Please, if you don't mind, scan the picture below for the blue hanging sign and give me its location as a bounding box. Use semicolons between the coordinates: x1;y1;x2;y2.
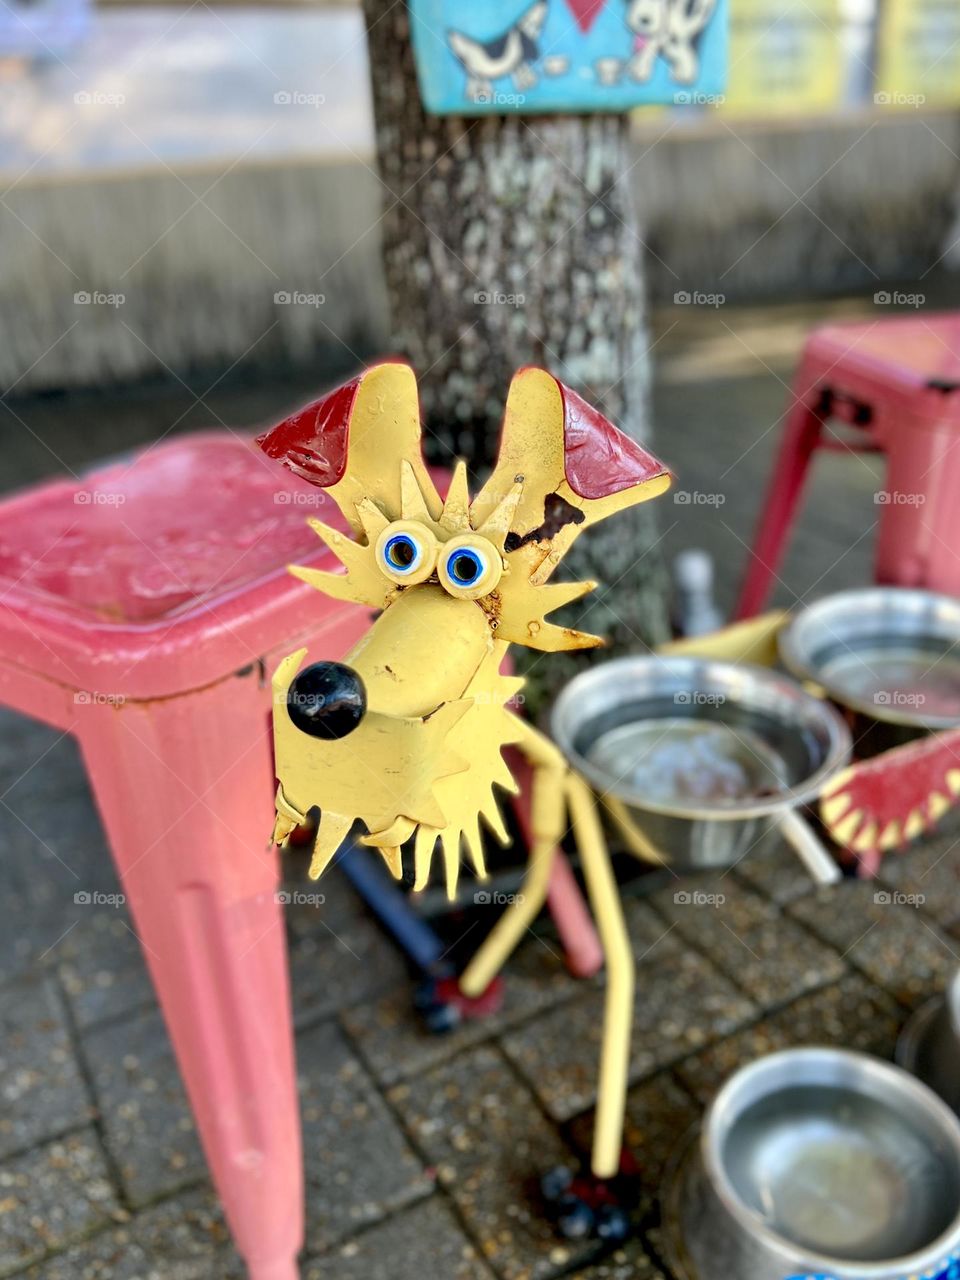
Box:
408;0;728;115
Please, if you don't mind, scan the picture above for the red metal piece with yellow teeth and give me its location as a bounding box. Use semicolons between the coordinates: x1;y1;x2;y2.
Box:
259;361;671;1189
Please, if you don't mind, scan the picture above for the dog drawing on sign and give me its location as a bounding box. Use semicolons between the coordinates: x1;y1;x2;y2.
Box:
447;0;549;102
625;0;716;84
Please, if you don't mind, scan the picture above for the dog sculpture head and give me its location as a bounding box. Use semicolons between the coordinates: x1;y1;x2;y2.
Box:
258;363;671;895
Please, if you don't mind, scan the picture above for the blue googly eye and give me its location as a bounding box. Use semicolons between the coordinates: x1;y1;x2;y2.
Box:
445;547;486;588
438;537;502;598
382;533;423;576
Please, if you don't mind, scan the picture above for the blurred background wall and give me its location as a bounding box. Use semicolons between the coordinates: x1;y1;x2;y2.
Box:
1;0;958;395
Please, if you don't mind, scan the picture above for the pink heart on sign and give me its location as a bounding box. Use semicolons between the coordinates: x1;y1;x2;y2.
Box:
565;0;607;32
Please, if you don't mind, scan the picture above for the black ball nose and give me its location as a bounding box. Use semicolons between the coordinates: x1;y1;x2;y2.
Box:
286;662;367;740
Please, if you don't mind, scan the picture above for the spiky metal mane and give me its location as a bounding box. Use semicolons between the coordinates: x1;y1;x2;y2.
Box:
289;461;602;654
369;649;525;897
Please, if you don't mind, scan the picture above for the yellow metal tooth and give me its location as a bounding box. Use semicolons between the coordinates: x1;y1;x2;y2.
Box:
928;791;952;822
851;820;879;854
463;817;487;879
903;808;927;841
831;808;864;845
440;460;471;532
413;825;440;891
378;846;403;880
308;811;353;880
492;755;521;795
441;833;462;900
878;820;902;851
946;769;960;795
481;795;511;845
821;765;855;800
821;790;854;827
270;783;308;845
270;810;300;847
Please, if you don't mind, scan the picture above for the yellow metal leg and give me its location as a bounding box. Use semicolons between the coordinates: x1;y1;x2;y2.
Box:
566;772;634;1180
460;720;566;998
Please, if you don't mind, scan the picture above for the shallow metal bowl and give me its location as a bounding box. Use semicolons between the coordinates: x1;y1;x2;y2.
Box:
780;587;960;731
898;969;960;1115
550;656;850;871
677;1048;960;1280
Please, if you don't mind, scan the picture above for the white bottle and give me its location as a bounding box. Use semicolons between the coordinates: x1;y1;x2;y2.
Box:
673;548;723;638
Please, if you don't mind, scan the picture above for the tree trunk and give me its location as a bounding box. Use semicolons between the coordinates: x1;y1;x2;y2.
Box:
360;0;671;693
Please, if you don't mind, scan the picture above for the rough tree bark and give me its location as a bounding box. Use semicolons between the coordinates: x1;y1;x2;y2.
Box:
360;0;671;693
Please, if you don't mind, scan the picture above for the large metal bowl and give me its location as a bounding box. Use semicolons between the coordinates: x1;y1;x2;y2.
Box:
675;1048;960;1280
898;969;960;1115
780;587;960;733
550;656;850;873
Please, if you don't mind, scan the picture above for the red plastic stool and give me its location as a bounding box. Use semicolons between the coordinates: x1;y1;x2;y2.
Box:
0;428;602;1277
0;432;374;1280
735;312;960;619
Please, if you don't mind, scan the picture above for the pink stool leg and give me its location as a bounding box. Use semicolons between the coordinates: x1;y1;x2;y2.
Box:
547;853;604;978
733;387;825;621
75;672;302;1280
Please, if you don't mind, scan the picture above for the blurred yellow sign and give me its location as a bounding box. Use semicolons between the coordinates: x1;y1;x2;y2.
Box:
877;0;960;108
722;0;843;116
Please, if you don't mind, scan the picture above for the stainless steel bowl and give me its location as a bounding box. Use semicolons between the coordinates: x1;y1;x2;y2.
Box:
550;656;850;874
780;587;960;734
675;1048;960;1280
898;969;960;1115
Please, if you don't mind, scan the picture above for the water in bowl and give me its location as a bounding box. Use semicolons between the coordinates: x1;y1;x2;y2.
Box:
585;717;789;806
724;1083;957;1261
821;646;960;721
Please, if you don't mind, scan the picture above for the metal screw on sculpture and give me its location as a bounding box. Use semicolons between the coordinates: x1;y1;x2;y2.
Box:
257;361;673;1231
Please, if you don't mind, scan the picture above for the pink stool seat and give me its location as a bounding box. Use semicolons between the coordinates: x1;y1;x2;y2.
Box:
735;312;960;620
0;432;354;695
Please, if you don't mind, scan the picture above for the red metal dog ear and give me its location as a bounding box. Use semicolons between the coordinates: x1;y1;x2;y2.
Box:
471;368;672;582
560;383;668;501
256;362;441;533
257;379;357;489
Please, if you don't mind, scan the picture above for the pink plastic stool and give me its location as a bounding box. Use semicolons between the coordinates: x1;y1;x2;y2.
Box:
0;432;375;1280
735;312;960;619
0;428;602;1276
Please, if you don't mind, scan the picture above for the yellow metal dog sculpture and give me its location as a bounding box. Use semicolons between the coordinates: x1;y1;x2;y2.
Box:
259;362;671;1190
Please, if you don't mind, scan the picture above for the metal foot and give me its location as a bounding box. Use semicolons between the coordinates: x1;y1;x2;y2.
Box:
414;974;504;1034
541;1155;639;1243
